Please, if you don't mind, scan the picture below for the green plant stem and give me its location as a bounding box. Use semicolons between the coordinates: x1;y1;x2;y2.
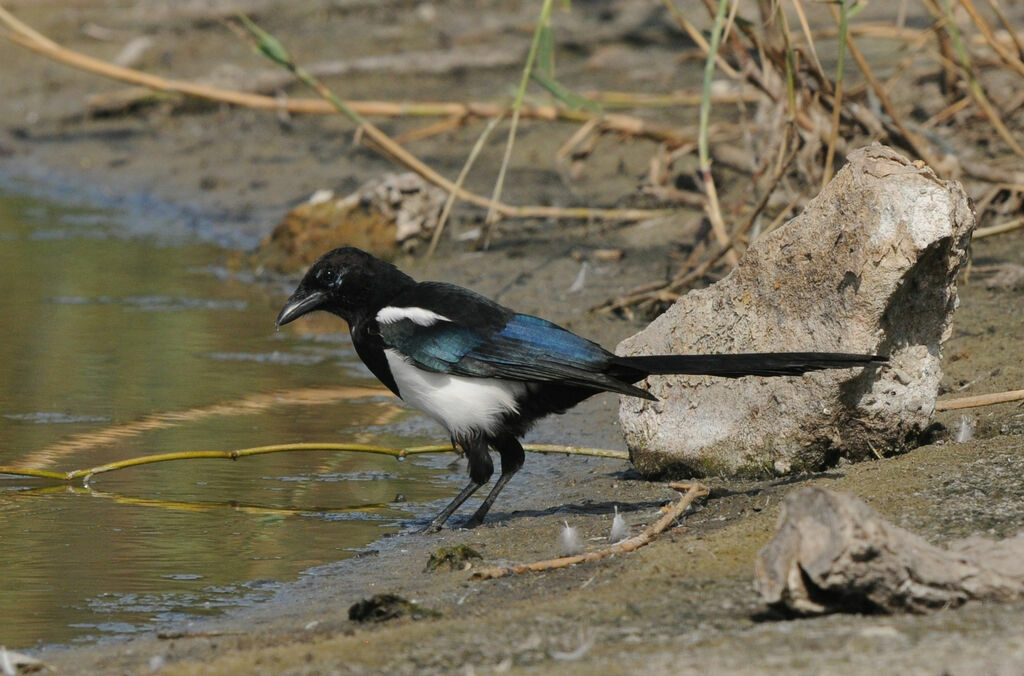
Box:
823;0;850;188
479;0;556;249
939;0;1024;158
696;0;738;268
0;442;629;484
698;0;731;169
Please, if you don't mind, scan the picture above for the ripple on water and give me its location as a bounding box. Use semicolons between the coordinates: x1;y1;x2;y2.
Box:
49;295;247;312
203;351;327;365
270;470;399;483
3;412;110;424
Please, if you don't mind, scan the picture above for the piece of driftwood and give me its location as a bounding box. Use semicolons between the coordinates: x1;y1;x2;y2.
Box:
755;487;1024;614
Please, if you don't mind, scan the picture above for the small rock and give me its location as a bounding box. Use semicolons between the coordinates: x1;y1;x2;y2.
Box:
982;263;1024;290
257;173;446;272
348;593;441;623
424;544;483;572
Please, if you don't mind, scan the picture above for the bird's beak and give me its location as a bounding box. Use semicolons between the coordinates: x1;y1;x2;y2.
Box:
276;289;327;329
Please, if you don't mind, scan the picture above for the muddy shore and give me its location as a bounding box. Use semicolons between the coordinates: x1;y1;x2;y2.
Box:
3;2;1024;673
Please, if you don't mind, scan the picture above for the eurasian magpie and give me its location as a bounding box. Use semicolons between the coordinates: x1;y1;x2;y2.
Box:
276;247;885;532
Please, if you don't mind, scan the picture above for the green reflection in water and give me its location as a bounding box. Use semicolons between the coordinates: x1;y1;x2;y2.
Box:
0;189;453;648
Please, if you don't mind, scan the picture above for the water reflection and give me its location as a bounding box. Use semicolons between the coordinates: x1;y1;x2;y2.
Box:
0;188;454;648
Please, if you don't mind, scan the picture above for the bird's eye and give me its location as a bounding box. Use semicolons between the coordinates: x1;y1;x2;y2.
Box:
316;267;337;285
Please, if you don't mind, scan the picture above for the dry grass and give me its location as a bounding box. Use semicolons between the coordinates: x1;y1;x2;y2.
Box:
594;0;1024;313
2;1;1022;312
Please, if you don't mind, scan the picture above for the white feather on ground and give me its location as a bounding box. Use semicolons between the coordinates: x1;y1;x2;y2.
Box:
609;505;628;543
560;521;583;556
955;414;975;443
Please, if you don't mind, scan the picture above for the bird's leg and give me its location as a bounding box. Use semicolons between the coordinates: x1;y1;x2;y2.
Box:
464;435;524;529
421;480;483;533
421;433;493;533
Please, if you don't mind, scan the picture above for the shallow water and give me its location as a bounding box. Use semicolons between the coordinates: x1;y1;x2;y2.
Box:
0;187;457;649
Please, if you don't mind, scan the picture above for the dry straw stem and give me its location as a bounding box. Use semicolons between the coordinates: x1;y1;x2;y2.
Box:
697;0;740;268
825;2;945;171
471;482;709;580
229;14;671;226
662;0;740;79
928;0;1024;159
480;0;555;249
426;114;506;260
972;216;1024;238
594;135;800;314
983;0;1024;57
0;6;698;146
0;6;670;226
788;0;828;86
822;0;851;189
958;0;1024;79
0;442;629;484
935;389;1024;411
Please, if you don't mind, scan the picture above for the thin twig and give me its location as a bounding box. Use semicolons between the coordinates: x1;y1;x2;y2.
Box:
425;114;506;260
773;1;798;118
393;114;466;144
595;136;798;315
230;14;673;225
958;0;1024;79
935;389;1024;411
470;482;709;580
738;136;800;241
479;0;555;249
973;216;1024;239
921;0;1024;158
698;0;739;268
823;0;851;189
982;0;1024;59
789;0;829;88
826;2;945;171
661;0;740;79
0;8;674;226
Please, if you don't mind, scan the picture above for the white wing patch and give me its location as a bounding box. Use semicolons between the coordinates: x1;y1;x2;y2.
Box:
384;349;525;436
376;306;451;327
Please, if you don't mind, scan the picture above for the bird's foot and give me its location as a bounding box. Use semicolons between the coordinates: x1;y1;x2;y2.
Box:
416;520;445;534
462;514;485;529
463;503;494;529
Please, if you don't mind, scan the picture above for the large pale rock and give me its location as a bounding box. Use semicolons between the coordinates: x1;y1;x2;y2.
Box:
617;145;974;478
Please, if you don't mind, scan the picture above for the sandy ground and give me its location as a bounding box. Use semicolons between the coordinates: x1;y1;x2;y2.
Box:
3;1;1024;673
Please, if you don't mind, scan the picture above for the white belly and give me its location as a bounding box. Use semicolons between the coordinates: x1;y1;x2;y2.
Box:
384;349;525;437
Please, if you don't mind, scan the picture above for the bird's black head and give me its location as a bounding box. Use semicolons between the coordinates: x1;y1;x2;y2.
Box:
275;247;414;328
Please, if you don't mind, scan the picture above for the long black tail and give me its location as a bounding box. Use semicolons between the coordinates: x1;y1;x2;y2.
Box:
613;352;887;379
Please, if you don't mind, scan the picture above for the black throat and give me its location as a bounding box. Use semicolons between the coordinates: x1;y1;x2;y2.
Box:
328;258;417;398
